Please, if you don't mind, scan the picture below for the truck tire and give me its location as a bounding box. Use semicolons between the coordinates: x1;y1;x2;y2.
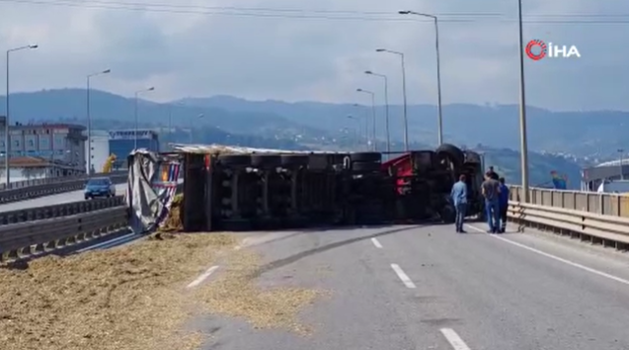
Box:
351;162;381;172
251;154;281;168
350;152;381;163
218;154;251;167
436;144;464;167
281;154;310;167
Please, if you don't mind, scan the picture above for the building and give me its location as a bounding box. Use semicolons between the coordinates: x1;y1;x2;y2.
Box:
84;130;111;174
0;118;87;181
108;129;159;169
581;159;629;191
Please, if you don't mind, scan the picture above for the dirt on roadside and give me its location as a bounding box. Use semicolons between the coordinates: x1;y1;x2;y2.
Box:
0;233;237;350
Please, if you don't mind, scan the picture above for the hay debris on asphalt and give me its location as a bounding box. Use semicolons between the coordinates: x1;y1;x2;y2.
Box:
160;193;184;232
0;233;237;350
195;249;327;335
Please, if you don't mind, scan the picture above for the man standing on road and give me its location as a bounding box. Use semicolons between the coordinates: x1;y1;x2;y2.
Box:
481;171;501;233
498;177;510;233
450;174;468;233
487;166;499;180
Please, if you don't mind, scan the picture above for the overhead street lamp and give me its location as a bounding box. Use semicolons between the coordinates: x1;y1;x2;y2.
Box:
356;88;377;151
352;104;370;150
376;48;409;151
189;113;204;143
515;0;530;202
346;115;363;150
5;44;38;186
86;68;111;174
399;10;444;145
134;87;155;150
365;70;391;153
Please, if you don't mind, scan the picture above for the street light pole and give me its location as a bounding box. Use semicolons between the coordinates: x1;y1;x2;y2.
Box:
189;114;204;143
86;68;110;174
516;0;530;202
376;49;409;151
5;44;38;186
399;11;444;145
134;87;155;150
357;88;377;151
346;115;362;150
353;104;370;151
365;71;390;153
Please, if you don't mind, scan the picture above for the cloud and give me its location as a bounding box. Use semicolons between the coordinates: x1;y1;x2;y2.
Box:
0;0;627;110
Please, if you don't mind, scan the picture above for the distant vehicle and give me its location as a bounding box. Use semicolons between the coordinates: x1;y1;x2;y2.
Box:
596;179;629;194
84;177;116;200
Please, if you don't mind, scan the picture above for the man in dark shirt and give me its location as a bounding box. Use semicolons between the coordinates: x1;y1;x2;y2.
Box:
481;172;501;233
498;177;510;233
487;166;499;180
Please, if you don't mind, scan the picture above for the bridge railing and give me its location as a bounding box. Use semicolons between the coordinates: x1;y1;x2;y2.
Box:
507;185;629;250
508;185;629;217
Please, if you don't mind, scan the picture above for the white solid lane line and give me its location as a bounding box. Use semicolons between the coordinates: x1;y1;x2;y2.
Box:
371;237;383;248
465;224;629;287
440;328;472;350
186;265;219;289
390;263;416;288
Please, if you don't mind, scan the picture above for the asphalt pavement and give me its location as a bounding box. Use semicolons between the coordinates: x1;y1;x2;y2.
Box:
192;222;629;350
0;183;127;212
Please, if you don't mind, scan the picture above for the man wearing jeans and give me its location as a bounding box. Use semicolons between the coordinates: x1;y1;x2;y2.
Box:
450;174;468;233
481;172;501;233
498;177;510;233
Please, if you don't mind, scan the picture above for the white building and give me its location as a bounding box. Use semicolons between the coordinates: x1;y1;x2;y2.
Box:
84;130;111;174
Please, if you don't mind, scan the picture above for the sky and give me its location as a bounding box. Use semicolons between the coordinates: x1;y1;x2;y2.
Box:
0;0;628;111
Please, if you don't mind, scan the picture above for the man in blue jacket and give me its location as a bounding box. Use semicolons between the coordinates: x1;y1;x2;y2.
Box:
498;177;510;233
450;174;468;233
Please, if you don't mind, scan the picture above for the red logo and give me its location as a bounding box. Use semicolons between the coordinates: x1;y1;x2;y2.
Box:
525;39;547;60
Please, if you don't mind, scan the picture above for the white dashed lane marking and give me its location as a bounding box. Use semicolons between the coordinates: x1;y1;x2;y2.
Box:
390;263;416;288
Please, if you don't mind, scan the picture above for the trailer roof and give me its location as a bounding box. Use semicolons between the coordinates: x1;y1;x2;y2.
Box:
169;143;347;155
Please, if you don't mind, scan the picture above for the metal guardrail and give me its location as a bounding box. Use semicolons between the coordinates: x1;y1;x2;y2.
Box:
0;207;128;262
0;172;127;205
0;171;127;191
0;196;123;225
508;185;629;250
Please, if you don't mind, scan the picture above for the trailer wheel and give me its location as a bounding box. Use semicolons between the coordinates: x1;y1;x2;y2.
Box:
218;154;251;167
350;152;381;163
351;161;381;172
436;143;464;167
281;154;310;167
251;154;281;168
440;204;456;224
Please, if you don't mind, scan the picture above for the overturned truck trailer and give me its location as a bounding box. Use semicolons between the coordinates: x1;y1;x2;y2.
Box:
173;143;484;232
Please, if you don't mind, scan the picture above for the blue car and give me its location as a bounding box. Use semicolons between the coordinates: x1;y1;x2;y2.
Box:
84;177;116;200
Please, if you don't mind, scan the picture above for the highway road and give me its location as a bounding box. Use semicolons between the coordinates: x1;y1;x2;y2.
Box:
194;223;629;350
0;183;128;212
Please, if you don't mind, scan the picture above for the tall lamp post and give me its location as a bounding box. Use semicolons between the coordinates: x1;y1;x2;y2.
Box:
352;104;370;150
365;70;390;153
356;88;377;151
134;87;155;150
515;0;530;202
189;114;204;143
5;44;38;186
346;115;363;150
376;48;409;151
86;68;110;174
399;10;444;145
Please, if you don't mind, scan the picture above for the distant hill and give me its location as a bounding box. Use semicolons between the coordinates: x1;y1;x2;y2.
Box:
179;95;628;160
0;89;587;187
0;89;326;139
477;147;583;189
